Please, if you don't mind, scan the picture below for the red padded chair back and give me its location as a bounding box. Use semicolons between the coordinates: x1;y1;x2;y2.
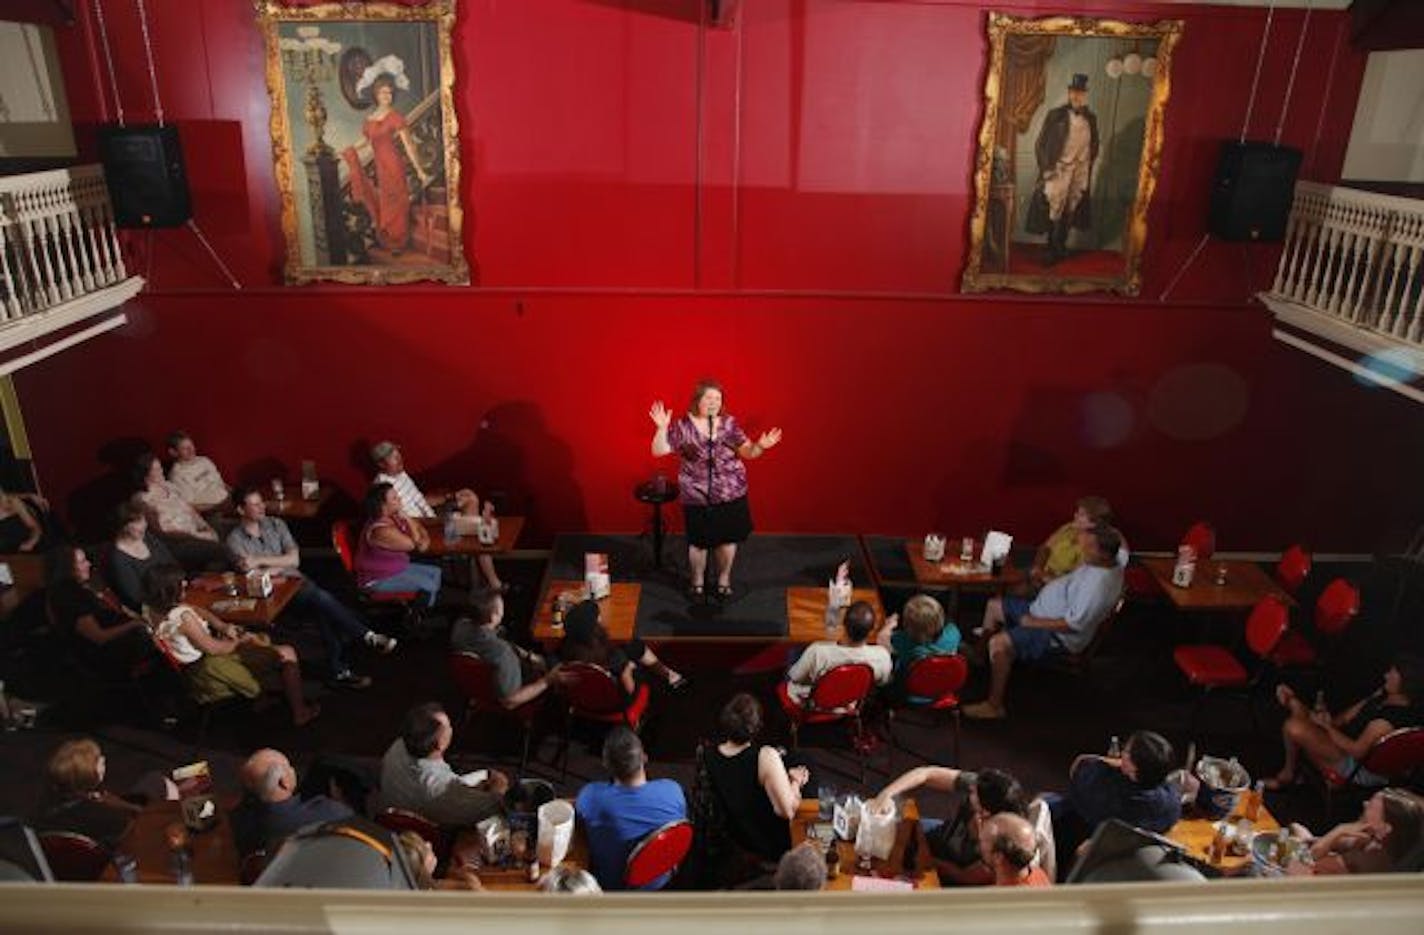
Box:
1244;595;1291;658
375;807;446;857
902;654;969;705
1360;727;1424;781
1181;522;1216;560
449;652;502;711
1314;578;1361;637
624;819;694;888
1275;545;1312;594
562;662;629;717
37;830;110;881
807;663;875;715
331;520;358;575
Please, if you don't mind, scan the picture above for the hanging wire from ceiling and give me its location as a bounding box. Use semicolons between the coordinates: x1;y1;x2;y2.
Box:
133;0;165;126
90;0;124;126
1274;0;1314;146
1239;0;1276;144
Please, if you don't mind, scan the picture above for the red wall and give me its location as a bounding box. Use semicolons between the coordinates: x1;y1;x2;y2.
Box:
13;0;1423;551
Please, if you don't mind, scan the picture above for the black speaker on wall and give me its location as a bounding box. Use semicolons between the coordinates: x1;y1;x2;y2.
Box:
1208;140;1301;243
97;123;192;229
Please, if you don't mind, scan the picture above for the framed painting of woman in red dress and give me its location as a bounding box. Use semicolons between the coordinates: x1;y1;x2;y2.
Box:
257;1;467;284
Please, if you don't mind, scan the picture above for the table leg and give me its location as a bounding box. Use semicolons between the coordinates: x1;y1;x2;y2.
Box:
651;503;665;571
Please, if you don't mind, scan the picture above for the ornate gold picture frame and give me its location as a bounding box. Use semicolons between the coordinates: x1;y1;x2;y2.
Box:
962;13;1182;296
255;1;467;285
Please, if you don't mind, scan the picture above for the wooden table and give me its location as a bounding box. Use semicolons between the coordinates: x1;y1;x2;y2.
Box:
418;515;524;557
785;587;885;644
1139;558;1293;613
264;484;333;521
450;807;590;892
902;541;1024;613
532;580;642;645
102;801;241;885
792;798;939;891
1167;801;1280;877
184;573;302;626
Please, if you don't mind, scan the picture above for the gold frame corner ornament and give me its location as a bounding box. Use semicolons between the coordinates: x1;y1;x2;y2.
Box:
961;13;1183;297
255;0;468;285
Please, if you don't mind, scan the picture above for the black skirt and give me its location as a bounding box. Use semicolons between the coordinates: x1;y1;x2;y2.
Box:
683;495;753;549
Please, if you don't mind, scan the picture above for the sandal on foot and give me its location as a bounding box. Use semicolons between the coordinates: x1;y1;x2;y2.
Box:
715;584;734;601
688;584;706;603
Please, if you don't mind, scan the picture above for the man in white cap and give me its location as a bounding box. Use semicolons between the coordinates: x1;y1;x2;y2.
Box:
370;440;505;591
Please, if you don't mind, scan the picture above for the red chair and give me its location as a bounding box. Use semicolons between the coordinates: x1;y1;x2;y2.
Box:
777;662;877;783
449;651;542;773
1269;577;1360;670
1181;522;1216;561
886;654;968;767
624;819;694;889
375;807;448;864
1314;727;1424;818
558;661;651;780
1275;545;1312;594
1172;594;1290;734
331;520;424;628
36;831;111;881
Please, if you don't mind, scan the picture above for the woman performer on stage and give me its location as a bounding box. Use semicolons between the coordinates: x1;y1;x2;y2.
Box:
650;379;781;602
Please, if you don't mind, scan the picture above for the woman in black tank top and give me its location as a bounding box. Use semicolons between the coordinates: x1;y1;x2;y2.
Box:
1267;655;1424;789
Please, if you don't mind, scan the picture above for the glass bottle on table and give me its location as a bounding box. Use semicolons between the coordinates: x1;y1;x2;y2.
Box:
443;502;460;545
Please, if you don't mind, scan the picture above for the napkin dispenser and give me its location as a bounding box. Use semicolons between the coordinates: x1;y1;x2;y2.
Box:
245;570;274;598
923;534;946;563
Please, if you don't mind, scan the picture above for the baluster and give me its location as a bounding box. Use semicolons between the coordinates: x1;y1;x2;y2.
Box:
41;214;71;303
0;226;18;319
56;189;90;295
81;204;108;287
1292;218;1321;303
51;201;79;302
103;201;127;280
16;194;49;312
1273;206;1300;295
1326;215;1356;317
83;203;112;286
1401;244;1423;343
1307;221;1338;310
1347;226;1378;326
68;203;96;293
1379;237;1407;333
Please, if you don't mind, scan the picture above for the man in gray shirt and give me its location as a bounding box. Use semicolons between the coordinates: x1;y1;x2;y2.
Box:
379;701;508;827
450;590;564;708
226;485;396;689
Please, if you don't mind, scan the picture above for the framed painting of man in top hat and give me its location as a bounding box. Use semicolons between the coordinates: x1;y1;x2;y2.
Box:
962;14;1182;296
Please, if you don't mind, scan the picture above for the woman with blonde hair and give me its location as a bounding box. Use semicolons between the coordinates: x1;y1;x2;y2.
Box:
394;831;481;890
33;738;144;849
877;593;961;695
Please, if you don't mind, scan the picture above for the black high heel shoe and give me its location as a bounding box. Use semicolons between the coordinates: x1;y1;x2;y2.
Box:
688;583;706;603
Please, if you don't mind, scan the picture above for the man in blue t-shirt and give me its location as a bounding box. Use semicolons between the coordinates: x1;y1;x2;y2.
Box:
965;524;1124;720
575;727;687;890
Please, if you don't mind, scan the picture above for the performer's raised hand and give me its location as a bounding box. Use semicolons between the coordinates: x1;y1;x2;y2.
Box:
757;427;783;450
649;400;671;429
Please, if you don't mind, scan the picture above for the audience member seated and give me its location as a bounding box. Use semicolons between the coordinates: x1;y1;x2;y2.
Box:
772;842;827;890
872;765;1031;885
378;701;507;827
355;482;442;608
105;500;178;611
576;726;687;891
395;830;482;890
875;594;961;696
1267;655;1424;790
697;693;810;870
227;484;396;690
231;748;353;857
540;865;603;893
32;738;161;849
1049;730;1179;867
371;440;504;592
965;524;1124;721
45;544;172;686
980;812;1052;887
560;599;684;694
785;600;891;704
133;453;230;573
450;589;564;707
145;563;320;727
0;486;53;553
1029;495;1118;589
165;431;230;512
1285;788;1424;875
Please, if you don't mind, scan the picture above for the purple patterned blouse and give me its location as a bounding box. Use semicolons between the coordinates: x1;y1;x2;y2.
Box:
666;414;749;506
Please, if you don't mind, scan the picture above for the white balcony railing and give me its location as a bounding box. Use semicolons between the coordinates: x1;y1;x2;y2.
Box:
0;165;142;365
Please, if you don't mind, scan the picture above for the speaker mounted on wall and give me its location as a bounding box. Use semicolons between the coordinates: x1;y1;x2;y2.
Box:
1207;140;1302;243
97;123;193;229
